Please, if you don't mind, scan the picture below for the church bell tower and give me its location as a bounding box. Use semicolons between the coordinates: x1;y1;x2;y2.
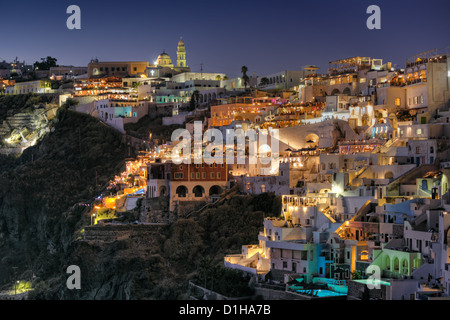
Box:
176;37;187;68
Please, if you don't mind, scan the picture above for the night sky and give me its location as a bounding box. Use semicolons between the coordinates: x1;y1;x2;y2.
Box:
2;0;449;77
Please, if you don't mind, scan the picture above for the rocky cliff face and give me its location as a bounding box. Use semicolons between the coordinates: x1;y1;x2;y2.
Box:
0;107;129;296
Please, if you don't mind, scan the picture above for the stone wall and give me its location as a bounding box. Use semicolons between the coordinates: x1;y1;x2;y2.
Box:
254;285;346;300
83;224;168;242
347;280;387;300
355;261;370;273
188;281;254;301
140;196;172;223
177;201;208;218
393;224;404;237
148;104;173;119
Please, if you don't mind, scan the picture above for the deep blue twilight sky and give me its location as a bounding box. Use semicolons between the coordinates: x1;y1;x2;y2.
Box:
1;0;449;78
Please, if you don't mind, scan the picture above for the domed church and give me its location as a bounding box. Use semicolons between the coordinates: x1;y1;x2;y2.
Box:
150;37;190;77
156;50;173;68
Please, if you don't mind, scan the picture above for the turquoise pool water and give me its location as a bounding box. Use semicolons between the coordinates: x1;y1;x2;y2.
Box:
354;279;391;286
296;289;346;297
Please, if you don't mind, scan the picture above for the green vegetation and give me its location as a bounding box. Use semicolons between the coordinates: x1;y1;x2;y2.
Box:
260;77;269;86
193;257;254;297
351;271;363;280
124;114;183;143
157;192;281;298
61;97;78;109
396;109;415;122
95;208;118;222
33;56;57;71
187;90;200;111
0;93;55;119
0;107;128;290
241;65;250;90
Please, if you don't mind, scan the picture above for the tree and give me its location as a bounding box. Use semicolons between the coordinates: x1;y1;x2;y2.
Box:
351;271;362;280
189;90;200;111
132;82;142;89
62;98;78;110
260;77;269;86
34;56;58;71
241;66;250;90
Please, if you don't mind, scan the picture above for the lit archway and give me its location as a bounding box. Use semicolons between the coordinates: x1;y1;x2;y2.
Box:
413;258;422;269
331;89;340;95
305;133;319;148
401;259;409;274
384;255;391;270
393;256;400;272
385;171;394;180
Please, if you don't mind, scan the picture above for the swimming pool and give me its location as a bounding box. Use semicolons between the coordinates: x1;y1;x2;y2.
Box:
353;279;391;287
296;289;347;297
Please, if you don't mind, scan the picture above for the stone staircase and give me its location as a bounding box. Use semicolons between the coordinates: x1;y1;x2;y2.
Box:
0;112;39;137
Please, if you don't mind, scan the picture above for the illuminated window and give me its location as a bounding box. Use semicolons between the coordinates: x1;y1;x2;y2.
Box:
416;128;422;135
395;98;401;106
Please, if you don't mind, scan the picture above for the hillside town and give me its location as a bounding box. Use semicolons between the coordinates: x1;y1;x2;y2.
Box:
2;40;450;300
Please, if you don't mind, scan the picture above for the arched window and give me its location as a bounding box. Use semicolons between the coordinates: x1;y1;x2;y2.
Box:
193;185;205;198
393;256;400;272
209;185;222;196
384;255;391;270
176;185;188;198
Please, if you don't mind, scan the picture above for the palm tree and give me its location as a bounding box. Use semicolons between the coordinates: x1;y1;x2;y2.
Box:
241;65;249;90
